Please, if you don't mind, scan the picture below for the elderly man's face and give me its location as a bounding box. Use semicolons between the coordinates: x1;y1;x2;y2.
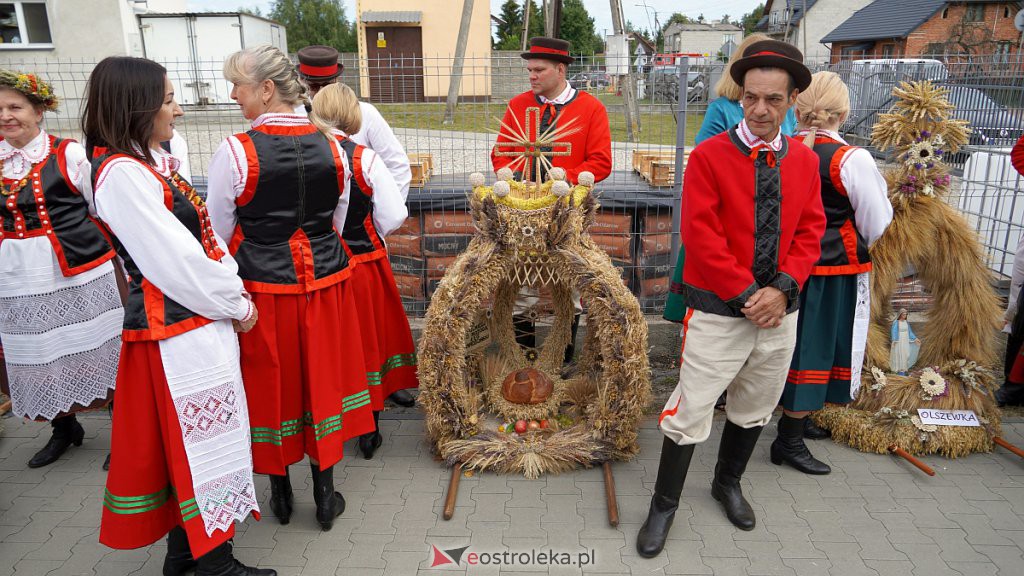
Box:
527;59;565;99
741;68;798;141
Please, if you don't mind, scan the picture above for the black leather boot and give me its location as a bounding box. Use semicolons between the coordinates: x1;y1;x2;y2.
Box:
268;468;293;525
162;526;196;576
636;436;695;558
803;416;831;439
387;389;416;407
563;313;581;364
770;415;831;475
358;411;383;459
711;421;762;530
513;314;536;349
29;415;85;468
996;382;1024;407
310;463;345;530
195;541;276;576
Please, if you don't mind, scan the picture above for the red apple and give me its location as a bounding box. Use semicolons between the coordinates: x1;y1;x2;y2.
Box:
539;419;549;429
527;420;541;431
514;419;528;434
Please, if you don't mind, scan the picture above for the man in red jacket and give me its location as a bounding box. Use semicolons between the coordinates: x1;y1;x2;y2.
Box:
490;37;611;184
636;40;826;558
491;37;612;360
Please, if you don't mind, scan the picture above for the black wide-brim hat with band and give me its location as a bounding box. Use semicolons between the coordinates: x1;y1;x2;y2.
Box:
729;40;812;93
521;37;573;64
297;45;343;83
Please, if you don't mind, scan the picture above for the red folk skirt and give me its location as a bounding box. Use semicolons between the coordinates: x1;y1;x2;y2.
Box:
100;340;248;559
349;255;418;411
239;280;375;475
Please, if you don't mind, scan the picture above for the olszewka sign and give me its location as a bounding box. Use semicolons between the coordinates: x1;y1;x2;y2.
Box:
917;409;981;427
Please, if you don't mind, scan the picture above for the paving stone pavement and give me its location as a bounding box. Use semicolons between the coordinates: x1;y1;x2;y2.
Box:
1;411;1022;576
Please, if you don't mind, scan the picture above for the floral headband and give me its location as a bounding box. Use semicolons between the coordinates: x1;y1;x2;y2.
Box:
0;69;58;111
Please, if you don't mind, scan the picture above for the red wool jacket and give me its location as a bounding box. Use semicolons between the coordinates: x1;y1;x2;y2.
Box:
681;130;826;314
490;90;612;184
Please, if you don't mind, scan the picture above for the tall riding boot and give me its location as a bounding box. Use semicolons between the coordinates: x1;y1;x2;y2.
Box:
29;414;85;468
563;313;581;364
195;540;276;576
513;314;536;349
162;526;197;576
770;415;831;475
636;436;696;558
358;411;383;459
268;468;294;525
310;463;345;530
711;421;762;530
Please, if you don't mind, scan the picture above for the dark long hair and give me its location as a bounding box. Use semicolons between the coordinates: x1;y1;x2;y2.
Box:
81;57;166;164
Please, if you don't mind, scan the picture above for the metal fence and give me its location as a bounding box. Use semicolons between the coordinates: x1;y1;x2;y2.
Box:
5;50;1024;316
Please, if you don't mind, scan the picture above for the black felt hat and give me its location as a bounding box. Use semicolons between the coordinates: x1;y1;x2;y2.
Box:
729;40;811;93
297;45;342;82
521;37;573;64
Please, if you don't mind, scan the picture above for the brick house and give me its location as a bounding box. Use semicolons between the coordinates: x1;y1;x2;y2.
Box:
822;0;1022;62
755;0;875;61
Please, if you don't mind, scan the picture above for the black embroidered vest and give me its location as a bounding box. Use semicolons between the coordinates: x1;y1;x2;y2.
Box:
229;125;350;293
335;137;386;258
92;153;222;341
1;136;115;275
811;139;872;274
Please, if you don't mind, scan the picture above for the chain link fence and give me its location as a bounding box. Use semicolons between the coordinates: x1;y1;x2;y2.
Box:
5;50;1023;316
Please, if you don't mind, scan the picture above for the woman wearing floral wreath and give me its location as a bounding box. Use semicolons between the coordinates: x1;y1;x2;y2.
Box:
0;69;122;468
207;45;375;530
84;56;272;576
310;82;418;460
772;72;893;475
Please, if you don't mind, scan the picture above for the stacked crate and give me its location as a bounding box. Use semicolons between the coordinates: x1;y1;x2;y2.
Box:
388;214;427;314
423;211;475;298
588;210;634;290
635;214;674;311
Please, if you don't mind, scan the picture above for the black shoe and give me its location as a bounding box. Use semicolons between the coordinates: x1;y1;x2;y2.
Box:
163;526;196;576
268;469;293;525
196;541;276;576
388;389;416;407
714;392;727;410
770;415;831;475
310;463;345;530
636;436;696;558
28;415;84;468
359;432;383;460
103;453;111;471
803;417;831;440
996;383;1024;407
710;421;762;530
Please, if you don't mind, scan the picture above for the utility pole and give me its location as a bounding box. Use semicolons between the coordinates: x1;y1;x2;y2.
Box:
550;0;562;36
443;0;475;125
522;0;531;51
543;0;552;36
801;0;808;57
610;0;639;141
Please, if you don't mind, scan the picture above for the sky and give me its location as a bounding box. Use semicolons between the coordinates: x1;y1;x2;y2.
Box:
186;1;766;39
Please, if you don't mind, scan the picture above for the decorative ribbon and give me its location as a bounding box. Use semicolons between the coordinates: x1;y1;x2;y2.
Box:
749;144;777;168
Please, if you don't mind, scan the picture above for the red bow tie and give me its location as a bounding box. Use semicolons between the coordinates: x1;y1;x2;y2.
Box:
749;144;777;168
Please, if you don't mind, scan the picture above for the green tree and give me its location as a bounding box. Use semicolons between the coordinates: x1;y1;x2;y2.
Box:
741;3;766;36
661;12;693;32
559;0;601;54
269;0;356;53
493;0;522;49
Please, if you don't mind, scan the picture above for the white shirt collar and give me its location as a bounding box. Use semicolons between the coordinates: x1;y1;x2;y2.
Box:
795;127;847;145
132;142;180;178
252;111;311;128
737;119;783;151
539;82;575;105
0;129;50;178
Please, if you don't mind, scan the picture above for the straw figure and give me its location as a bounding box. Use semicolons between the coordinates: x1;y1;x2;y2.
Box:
815;81;1003;457
417;168;651;479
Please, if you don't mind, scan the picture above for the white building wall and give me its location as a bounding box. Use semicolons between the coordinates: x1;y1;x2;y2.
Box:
2;0;134;60
675;30;742;58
